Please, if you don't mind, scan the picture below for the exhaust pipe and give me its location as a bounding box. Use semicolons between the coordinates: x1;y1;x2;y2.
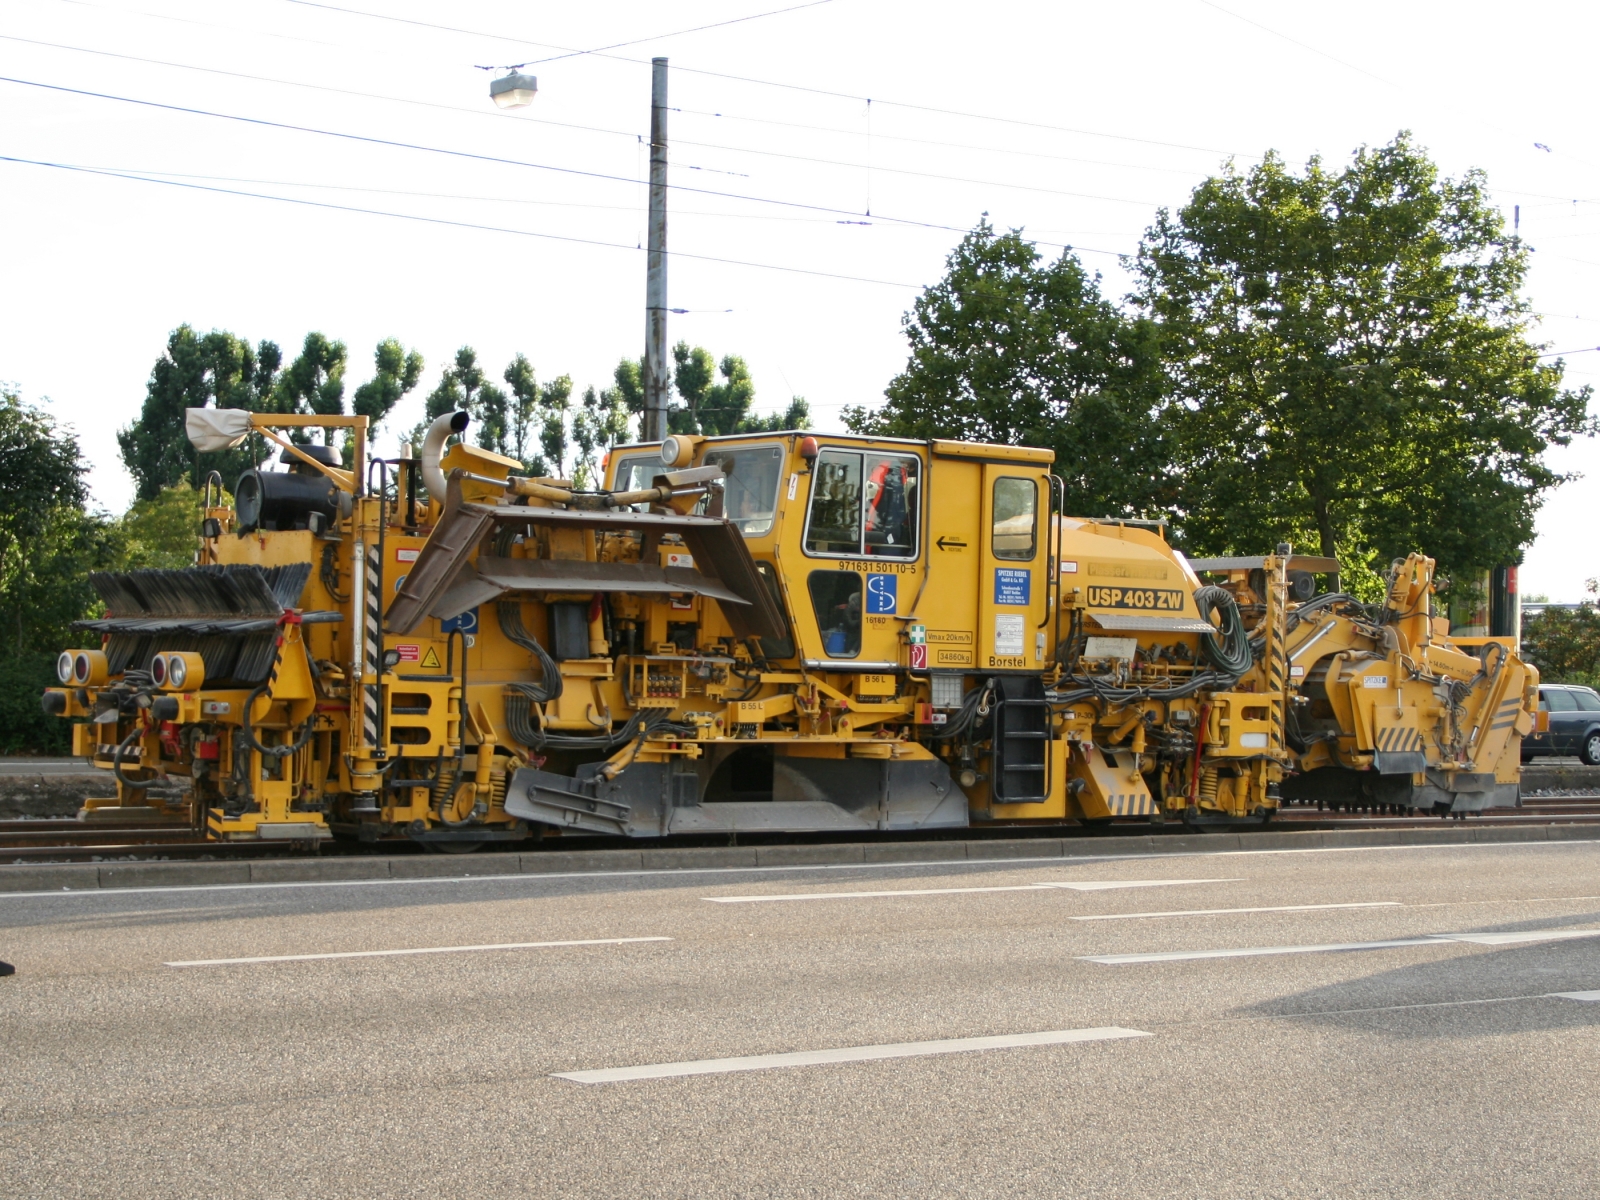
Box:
421;410;470;498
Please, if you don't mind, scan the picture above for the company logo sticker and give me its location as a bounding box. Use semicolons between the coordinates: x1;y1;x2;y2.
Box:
866;573;898;613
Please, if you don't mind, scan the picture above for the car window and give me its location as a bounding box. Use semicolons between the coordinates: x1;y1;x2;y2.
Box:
1543;690;1577;712
1574;691;1600;712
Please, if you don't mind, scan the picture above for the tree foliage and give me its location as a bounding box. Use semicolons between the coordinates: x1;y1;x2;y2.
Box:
270;332;348;439
846;222;1167;517
118;325;282;500
351;338;424;430
596;344;805;439
1134;132;1593;577
115;481;208;571
1521;603;1600;688
0;388;122;752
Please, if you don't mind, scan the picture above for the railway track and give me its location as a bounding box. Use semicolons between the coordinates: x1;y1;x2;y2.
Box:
5;794;1600;864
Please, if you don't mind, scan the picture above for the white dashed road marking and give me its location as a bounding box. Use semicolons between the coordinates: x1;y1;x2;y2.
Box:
1071;901;1401;921
164;936;672;967
552;1026;1151;1084
705;879;1241;904
1082;928;1600;964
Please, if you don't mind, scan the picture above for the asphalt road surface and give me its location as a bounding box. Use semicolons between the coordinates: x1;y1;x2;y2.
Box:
2;839;1598;1199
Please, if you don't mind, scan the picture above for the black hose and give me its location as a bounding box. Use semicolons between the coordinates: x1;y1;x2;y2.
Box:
498;599;563;703
113;726;155;790
927;683;992;740
240;685;316;760
1048;668;1239;708
1193;586;1252;676
504;690;694;752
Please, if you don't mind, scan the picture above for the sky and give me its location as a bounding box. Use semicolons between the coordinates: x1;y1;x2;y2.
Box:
2;0;1598;599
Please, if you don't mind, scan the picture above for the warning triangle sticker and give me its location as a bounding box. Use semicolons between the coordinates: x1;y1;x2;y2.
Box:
420;646;441;669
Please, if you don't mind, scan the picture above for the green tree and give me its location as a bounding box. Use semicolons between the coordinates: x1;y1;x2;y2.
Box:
0;388;120;752
118;325;281;499
740;396;812;433
538;375;574;478
609;356;648;428
663;343;802;436
846;221;1168;517
410;346;506;457
572;385;635;487
503;353;542;469
1521;604;1600;688
271;332;348;443
1134;132;1594;580
115;482;209;570
351;339;424;431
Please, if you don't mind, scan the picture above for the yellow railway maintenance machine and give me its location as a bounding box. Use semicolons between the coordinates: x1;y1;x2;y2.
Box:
47;412;1459;846
1192;553;1540;814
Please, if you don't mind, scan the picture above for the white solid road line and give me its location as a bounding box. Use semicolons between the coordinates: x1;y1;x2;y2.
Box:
704;878;1240;904
1082;927;1600;964
552;1026;1151;1084
1071;901;1402;921
1554;990;1600;1001
163;936;672;968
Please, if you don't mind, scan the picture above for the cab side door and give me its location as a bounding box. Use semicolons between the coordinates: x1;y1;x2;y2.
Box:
977;465;1050;672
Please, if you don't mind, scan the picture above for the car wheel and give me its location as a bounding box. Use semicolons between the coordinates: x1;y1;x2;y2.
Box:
1582;732;1600;767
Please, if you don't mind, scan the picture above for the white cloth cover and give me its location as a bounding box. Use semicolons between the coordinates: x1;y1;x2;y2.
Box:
185;407;255;452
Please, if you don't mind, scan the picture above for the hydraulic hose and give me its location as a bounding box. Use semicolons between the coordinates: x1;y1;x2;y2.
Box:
113;726;155;790
1193;585;1253;676
241;685;316;760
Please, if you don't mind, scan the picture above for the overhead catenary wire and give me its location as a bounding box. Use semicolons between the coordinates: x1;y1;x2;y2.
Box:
0;154;923;288
511;0;838;66
0;41;1173;216
0;75;1134;257
673;105;1228;177
0;32;1229;191
272;0;1249;159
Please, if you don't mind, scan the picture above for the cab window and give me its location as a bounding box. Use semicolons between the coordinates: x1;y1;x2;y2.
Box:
991;477;1037;560
699;444;784;535
609;453;661;510
803;448;918;558
808;570;861;658
1575;690;1600;712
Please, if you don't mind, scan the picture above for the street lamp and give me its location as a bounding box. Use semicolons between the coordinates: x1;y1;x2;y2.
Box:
489;70;538;109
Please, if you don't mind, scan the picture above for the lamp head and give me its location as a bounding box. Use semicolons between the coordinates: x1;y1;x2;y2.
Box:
490;72;538;109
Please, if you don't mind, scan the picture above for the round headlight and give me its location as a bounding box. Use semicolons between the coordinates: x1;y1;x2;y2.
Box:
150;654;168;687
56;651;74;684
660;434;695;468
160;652;204;691
71;651;108;687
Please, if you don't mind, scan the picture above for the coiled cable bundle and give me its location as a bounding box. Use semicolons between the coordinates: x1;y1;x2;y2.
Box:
1193;585;1252;677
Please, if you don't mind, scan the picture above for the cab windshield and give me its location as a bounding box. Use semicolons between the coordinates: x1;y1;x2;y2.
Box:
610;446;785;537
699;443;784;535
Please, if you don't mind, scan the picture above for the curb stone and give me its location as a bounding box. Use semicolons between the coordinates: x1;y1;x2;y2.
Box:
0;825;1596;893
